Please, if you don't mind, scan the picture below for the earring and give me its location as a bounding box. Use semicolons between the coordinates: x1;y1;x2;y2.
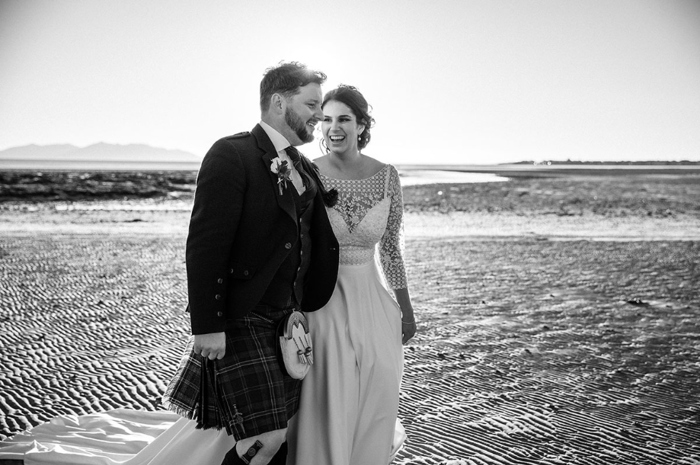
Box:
319;137;330;153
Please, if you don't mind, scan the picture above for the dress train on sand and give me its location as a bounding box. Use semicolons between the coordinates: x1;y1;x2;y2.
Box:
0;409;233;465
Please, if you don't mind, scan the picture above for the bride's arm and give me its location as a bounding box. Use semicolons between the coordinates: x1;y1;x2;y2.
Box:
394;288;416;344
379;165;416;343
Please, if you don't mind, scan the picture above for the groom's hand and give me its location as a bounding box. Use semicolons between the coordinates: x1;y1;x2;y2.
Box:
194;332;226;360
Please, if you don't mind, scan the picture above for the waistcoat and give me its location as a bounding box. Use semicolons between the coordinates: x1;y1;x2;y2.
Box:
260;177;317;308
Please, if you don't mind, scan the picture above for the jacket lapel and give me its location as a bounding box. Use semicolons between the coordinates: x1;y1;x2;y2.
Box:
252;124;296;223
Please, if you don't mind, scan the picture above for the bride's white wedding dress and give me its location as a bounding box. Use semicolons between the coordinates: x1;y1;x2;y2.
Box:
288;164;408;465
0;409;232;464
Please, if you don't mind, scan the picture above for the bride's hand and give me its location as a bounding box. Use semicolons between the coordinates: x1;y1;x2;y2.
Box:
194;332;226;360
401;320;416;344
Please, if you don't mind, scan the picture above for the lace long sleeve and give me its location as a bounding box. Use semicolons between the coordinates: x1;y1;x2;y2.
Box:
379;165;408;289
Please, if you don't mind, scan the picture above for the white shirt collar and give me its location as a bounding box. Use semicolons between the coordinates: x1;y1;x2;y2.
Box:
259;121;291;154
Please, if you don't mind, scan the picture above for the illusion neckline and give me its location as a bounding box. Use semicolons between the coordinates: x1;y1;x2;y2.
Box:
319;164;389;182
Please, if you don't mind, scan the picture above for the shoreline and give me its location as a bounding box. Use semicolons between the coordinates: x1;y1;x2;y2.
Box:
2;161;699;171
2;173;699;241
3;167;700;202
1;211;699;241
397;163;700;177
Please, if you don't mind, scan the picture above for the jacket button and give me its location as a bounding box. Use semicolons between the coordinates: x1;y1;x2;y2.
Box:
243;270;249;276
217;311;223;317
217;278;223;284
215;294;222;300
285;242;292;249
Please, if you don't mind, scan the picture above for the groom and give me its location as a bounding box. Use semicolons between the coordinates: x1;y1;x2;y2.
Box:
164;62;339;465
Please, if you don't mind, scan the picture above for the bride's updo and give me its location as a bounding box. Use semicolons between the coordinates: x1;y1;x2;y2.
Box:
322;85;375;150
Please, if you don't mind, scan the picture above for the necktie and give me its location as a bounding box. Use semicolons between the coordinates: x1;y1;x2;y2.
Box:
286;146;338;207
284;146;302;170
285;146;309;190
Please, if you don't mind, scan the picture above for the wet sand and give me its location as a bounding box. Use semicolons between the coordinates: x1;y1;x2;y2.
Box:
1;173;699;464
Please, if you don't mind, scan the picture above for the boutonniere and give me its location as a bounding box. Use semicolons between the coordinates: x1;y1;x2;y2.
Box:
270;157;292;195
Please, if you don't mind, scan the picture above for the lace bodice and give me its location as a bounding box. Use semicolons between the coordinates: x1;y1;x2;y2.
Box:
320;164;407;290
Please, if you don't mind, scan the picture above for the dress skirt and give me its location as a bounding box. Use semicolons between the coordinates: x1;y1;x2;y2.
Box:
288;259;404;465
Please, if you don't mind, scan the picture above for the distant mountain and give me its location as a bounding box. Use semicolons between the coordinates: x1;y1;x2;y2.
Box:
0;143;200;162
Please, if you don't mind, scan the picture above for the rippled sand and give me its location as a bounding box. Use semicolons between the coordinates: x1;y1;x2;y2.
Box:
1;175;699;464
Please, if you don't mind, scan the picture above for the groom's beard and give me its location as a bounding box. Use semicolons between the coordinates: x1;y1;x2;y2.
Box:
285;107;315;144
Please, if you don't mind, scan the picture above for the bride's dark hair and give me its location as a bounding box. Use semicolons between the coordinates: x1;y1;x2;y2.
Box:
321;85;375;150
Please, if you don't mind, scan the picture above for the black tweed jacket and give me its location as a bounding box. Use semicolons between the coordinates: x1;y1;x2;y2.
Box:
185;124;339;335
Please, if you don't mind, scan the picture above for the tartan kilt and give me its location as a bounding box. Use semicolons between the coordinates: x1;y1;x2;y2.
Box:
162;305;301;440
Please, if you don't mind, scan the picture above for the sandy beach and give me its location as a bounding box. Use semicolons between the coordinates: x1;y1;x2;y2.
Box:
1;171;699;464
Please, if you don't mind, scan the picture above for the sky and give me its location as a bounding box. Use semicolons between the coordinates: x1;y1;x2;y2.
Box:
1;0;699;165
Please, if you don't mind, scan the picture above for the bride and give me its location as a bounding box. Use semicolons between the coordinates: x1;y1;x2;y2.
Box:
286;84;416;465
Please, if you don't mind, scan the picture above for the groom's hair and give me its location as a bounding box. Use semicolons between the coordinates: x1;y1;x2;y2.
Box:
260;62;326;111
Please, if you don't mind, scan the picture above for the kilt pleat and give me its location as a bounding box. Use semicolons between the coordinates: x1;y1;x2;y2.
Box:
162;306;301;440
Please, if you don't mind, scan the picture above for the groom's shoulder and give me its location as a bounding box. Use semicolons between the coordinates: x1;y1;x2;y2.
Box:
212;131;256;152
206;129;264;162
230;131;251;140
221;131;253;143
